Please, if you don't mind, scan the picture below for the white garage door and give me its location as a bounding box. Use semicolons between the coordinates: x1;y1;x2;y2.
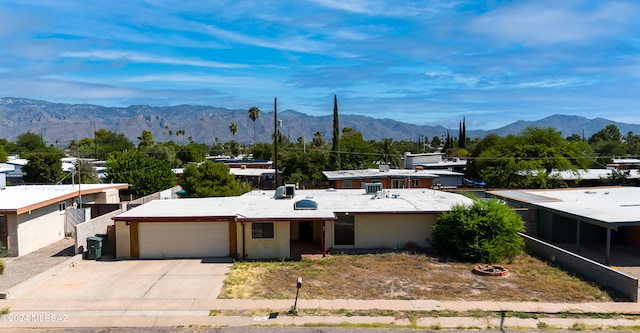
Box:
139;222;229;259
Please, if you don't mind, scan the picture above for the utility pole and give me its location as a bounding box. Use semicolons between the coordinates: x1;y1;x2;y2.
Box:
273;97;279;188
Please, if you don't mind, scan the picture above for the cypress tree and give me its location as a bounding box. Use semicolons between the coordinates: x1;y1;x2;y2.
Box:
329;95;340;170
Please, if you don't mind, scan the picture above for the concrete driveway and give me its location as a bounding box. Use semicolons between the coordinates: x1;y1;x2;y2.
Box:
9;259;231;300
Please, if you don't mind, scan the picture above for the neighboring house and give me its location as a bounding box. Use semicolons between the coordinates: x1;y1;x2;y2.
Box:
322;166;439;190
403;152;467;173
489;186;640;265
0;183;128;256
518;169;640;187
5;155;27;184
112;186;473;260
228;167;277;190
173;166;279;190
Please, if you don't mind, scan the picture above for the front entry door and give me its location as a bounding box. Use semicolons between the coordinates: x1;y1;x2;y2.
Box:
299;222;314;240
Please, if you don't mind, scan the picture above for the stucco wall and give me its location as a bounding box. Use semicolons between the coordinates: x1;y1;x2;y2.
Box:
522;233;638;302
75;209;123;254
242;221;290;259
91;188;120;204
115;221;131;259
6;214;18;256
16;204;65;256
355;214;436;249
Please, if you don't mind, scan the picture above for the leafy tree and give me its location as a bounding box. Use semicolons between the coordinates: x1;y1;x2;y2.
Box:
176;142;207;164
281;149;328;185
566;134;582;142
180;161;249;197
431;198;525;263
16;131;46;153
339;128;376;170
624;131;640;155
145;143;182;167
0;138;17;155
588;124;621;144
72;159;100;184
431;135;442;148
0;145;7;164
311;131;325;148
104;150;176;196
475;127;592;188
250;143;273;160
248;106;260;145
77;129;134;159
137;130;155;150
22;149;64;184
376;138;401;168
588;124;626;157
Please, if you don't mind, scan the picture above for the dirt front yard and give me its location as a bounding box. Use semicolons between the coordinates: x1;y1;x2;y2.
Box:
220;252;618;302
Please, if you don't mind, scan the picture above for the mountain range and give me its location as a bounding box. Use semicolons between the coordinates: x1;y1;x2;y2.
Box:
1;97;639;146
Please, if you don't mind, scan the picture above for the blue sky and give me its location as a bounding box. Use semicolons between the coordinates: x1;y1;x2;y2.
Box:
1;1;640;130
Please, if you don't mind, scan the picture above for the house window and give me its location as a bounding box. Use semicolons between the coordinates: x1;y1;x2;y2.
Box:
411;179;420;187
392;179;406;188
343;180;353;189
58;202;66;212
334;214;354;246
252;222;274;239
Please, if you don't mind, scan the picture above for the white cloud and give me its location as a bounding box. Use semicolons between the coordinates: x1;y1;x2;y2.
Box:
60;51;248;69
468;1;639;46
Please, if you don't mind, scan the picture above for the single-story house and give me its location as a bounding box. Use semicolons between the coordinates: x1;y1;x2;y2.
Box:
403;152;467;173
322;167;438;190
0;183;128;256
112;186;473;260
489;186;640;265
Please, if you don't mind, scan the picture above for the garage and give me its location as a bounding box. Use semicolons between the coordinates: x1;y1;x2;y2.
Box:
138;222;230;259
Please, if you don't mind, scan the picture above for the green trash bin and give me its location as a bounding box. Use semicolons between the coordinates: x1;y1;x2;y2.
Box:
86;236;102;260
95;233;108;256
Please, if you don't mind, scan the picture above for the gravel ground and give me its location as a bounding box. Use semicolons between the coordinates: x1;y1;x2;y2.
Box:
0;238;76;291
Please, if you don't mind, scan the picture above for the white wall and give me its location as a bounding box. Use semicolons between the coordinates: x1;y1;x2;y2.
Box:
16;204;65;256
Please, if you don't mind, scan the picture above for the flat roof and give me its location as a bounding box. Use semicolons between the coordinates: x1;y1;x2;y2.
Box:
113;188;474;222
323;169;439;180
490;187;640;224
0;183;128;214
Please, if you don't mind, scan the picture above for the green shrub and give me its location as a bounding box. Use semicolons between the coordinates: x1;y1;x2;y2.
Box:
431;198;525;263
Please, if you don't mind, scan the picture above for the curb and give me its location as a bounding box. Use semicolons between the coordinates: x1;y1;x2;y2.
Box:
1;254;83;299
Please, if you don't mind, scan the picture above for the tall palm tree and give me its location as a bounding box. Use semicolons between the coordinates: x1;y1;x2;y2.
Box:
229;122;238;141
248;106;260;145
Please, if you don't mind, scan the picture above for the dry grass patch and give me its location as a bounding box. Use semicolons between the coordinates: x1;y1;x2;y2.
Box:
219;252;615;302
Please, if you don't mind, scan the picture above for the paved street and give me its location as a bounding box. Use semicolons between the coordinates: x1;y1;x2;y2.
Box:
3;250;640;330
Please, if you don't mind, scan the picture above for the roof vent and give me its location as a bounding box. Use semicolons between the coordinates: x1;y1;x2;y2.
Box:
275;184;296;199
365;182;383;194
378;165;390;172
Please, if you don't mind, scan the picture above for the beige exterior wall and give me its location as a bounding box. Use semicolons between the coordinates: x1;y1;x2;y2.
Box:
16;204;66;256
6;214;18;256
93;189;120;204
115;221;131;259
355;214;436;249
242;221;290;259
